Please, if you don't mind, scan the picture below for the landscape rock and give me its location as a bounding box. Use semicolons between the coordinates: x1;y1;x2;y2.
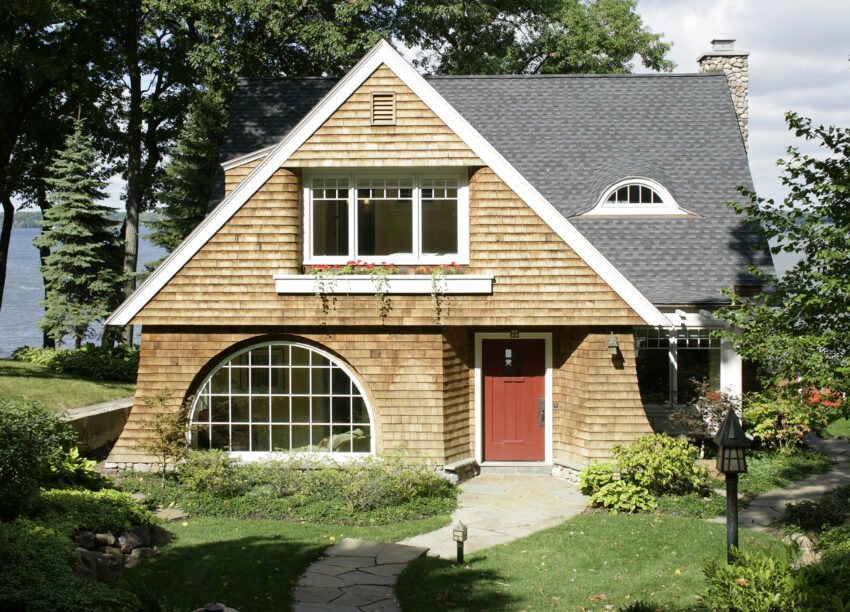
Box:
131;546;158;559
123;554;142;570
75;547;98;580
132;524;152;547
94;532;116;547
76;531;97;550
118;531;143;553
92;550;123;582
98;545;123;564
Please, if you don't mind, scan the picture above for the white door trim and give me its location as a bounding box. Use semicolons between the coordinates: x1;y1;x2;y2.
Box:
474;332;553;465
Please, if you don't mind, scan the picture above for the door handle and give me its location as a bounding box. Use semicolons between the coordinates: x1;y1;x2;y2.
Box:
538;398;545;427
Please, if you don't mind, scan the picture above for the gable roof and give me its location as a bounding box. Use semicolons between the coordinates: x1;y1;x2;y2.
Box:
108;40;765;326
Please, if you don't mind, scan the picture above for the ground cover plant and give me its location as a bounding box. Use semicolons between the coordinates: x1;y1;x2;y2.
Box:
115;515;449;612
396;513;782;611
822;417;850;439
0;359;135;412
737;447;834;497
12;343;140;383
123;448;458;526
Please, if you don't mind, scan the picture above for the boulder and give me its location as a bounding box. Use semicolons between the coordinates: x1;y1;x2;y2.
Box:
98;545;124;564
131;546;158;559
118;531;143;553
75;547;98;580
93;550;123;582
95;532;116;547
132;524;152;547
76;531;97;550
123;554;142;570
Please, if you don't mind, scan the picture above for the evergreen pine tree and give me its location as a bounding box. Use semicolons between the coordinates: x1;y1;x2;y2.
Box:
34;118;125;347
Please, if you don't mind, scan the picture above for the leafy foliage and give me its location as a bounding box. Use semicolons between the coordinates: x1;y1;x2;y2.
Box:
612;433;710;496
588;480;656;515
744;391;828;454
135;391;195;486
702;546;800;612
0;399;77;518
125;448;458;525
716;113;850;404
12;343;140;382
398;0;672;75
578;461;616;495
32;117;125;346
670;379;738;443
30;487;154;534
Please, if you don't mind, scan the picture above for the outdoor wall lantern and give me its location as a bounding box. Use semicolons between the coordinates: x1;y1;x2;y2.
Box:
510;328;519;338
714;407;750;564
607;332;620;356
453;521;468;563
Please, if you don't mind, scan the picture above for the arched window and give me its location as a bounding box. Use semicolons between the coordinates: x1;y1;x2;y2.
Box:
580;178;691;217
189;341;374;455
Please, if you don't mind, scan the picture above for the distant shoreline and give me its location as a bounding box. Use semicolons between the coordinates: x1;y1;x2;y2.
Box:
1;210;162;229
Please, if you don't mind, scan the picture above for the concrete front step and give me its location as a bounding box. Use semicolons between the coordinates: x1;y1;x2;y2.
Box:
478;465;553;475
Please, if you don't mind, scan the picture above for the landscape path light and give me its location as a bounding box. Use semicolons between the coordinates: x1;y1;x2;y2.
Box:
714;406;750;564
453;521;468;563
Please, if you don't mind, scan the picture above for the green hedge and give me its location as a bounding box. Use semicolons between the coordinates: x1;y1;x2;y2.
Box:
12;343;140;382
31;488;155;534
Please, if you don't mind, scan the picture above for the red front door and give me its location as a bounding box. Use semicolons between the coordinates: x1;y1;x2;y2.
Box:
483;339;545;461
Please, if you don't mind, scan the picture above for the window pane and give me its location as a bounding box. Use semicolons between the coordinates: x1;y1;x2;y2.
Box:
331;427;353;452
211;397;229;422
271;396;289;422
422;198;458;254
641;186;652;203
312;368;331;395
231;368;250;394
358;198;412;256
270;368;288;393
195;396;209;422
312;397;331;423
231;425;249;451
313;425;331;452
352;396;367;423
291;368;309;394
271;425;291;451
292;346;310;366
353;426;371;452
250;347;269;366
313;199;348;256
677;347;721;404
210;425;229;449
251;368;269;394
292;425;310;451
270;346;288;366
231;352;249;367
231;397;249;423
292;397;310;422
333;397;351;423
251;396;270;423
332;367;351;395
211;368;229;394
636;343;670;404
252;426;270;452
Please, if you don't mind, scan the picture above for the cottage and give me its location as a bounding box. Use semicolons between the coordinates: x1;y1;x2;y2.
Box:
105;39;771;477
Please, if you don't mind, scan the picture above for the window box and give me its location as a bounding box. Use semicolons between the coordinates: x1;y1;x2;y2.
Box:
274;274;494;295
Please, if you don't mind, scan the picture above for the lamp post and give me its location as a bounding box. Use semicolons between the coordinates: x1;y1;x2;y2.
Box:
714;407;750;564
453;521;468;563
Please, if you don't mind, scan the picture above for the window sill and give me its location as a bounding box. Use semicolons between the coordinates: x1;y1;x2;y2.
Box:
274;274;494;295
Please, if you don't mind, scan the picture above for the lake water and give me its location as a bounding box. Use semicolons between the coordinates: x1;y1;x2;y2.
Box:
0;227;167;357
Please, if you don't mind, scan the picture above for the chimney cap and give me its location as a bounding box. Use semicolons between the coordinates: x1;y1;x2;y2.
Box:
711;39;736;51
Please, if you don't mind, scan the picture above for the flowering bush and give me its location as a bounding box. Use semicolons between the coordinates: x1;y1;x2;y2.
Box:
743;391;827;454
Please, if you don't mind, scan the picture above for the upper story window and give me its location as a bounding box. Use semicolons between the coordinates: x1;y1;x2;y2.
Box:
579;177;693;217
305;172;469;265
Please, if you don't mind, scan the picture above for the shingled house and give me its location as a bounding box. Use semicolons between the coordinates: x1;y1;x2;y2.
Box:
105;39;771;476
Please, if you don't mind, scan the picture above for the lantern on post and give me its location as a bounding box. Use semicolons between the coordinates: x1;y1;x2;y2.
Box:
607;332;620;356
453;521;468;563
714;407;750;564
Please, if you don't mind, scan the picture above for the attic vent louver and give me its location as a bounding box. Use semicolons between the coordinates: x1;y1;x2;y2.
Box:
371;92;396;125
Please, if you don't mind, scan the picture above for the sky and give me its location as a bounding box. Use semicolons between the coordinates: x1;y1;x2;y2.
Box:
634;0;850;204
92;1;850;210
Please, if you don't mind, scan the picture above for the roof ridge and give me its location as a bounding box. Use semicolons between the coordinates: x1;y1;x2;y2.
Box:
425;72;720;79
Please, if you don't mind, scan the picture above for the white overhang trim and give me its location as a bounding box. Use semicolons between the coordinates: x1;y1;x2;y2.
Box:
220;145;275;171
274;274;494;295
107;39;666;327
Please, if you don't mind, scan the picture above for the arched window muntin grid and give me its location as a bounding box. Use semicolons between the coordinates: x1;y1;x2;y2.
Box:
189;341;375;456
579;177;692;217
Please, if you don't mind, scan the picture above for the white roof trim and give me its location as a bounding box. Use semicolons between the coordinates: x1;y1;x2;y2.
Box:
107;39;666;327
220;144;275;171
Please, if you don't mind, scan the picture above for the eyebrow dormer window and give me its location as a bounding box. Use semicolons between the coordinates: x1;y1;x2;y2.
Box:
579;177;694;217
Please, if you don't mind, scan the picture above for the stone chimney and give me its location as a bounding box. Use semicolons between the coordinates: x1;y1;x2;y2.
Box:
698;39;750;149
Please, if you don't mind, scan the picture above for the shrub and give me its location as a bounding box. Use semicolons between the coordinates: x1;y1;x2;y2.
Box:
779;483;850;532
178;449;245;498
31;488;154;534
612;433;709;496
589;481;656;515
12;343;140;382
48;446;113;491
0;518;124;611
137;392;197;487
702;546;800;611
578;461;616;495
0;399;77;518
744;391;827;454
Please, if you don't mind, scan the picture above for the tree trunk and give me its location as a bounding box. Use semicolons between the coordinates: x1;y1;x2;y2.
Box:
122;19;143;347
36;182;55;348
0;194;14;312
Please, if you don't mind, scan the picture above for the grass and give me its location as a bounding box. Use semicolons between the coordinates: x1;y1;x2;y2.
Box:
0;359;134;412
396;513;783;612
114;515;450;611
737;448;834;496
822;417;850;439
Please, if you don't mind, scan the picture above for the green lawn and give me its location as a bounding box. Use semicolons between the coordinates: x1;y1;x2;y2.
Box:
738;448;835;496
115;516;451;611
396;514;783;611
823;417;850;439
0;359;134;412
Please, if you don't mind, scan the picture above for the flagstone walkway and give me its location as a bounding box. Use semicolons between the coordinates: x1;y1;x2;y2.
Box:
292;474;588;610
708;434;850;530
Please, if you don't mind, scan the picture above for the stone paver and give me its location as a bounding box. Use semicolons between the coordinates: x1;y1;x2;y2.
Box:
399;473;588;559
292;539;427;611
708;435;850;530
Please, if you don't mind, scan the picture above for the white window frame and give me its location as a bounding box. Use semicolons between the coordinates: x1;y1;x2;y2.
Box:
187;340;377;459
303;169;470;265
580;177;693;217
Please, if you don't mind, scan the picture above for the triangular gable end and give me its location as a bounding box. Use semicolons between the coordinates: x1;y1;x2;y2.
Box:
107;39;667;327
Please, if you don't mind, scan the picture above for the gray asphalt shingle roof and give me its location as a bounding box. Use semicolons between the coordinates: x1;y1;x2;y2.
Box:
212;72;773;306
